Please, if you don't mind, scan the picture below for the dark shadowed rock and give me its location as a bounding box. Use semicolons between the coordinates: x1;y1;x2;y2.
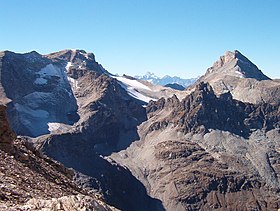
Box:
164;83;185;91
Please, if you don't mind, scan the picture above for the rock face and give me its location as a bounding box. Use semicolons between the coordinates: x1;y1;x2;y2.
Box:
189;50;280;104
0;105;117;210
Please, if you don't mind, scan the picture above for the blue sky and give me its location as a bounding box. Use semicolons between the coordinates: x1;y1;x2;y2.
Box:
0;0;279;78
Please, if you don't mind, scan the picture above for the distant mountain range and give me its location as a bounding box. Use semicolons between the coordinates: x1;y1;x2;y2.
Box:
135;72;198;88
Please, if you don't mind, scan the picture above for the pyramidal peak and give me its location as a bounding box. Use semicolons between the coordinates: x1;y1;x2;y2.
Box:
206;50;270;80
212;50;249;70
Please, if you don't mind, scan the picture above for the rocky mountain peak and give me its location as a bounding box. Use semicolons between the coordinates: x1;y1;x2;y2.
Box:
212;50;236;69
46;49;95;63
68;49;95;63
206;50;270;80
45;49;108;77
187;50;279;104
212;50;250;69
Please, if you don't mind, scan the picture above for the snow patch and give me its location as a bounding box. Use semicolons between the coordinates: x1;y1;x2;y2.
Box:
23;92;53;109
15;103;49;118
114;76;151;91
67;76;80;90
125;87;155;103
235;70;244;78
34;64;64;85
65;62;72;71
48;122;61;132
39;64;61;77
34;77;48;85
113;76;156;103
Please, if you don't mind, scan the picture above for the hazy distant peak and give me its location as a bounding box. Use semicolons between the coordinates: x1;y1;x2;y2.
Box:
139;71;160;79
135;72;198;87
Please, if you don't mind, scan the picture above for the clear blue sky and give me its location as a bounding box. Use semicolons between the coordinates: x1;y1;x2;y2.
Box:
0;0;279;78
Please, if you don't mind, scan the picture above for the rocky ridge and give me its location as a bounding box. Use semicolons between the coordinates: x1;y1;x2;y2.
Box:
148;82;280;138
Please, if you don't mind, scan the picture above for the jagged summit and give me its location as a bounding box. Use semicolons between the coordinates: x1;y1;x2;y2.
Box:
205;50;270;80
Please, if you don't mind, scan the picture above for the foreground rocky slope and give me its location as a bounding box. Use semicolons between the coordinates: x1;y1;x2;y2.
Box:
0;105;117;210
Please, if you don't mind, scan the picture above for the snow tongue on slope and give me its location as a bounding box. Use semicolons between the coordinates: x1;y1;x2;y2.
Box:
113;76;157;103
